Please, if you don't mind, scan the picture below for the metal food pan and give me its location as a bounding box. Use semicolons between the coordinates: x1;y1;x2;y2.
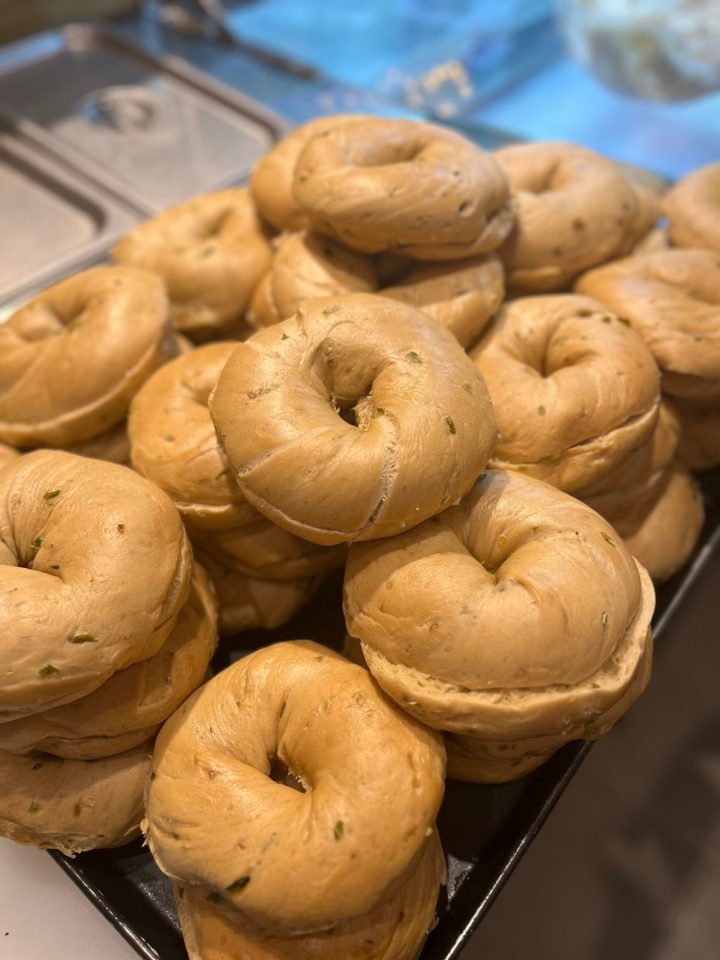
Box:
0;116;138;308
0;24;287;214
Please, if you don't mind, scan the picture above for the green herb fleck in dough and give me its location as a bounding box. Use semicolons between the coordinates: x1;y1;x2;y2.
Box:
30;537;43;551
601;315;612;324
214;469;230;481
322;305;340;315
206;892;223;904
600;532;616;547
476;473;487;485
334;820;344;841
537;405;546;416
70;633;97;644
50;565;60;571
73;803;82;817
38;664;60;678
376;408;385;415
446;416;457;435
281;333;289;340
226;876;251;893
406;351;423;364
601;612;609;627
617;316;631;327
28;801;41;813
32;762;43;770
43;489;61;501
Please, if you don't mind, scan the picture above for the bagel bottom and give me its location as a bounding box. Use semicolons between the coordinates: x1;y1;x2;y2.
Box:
445;636;652;783
197;549;322;635
599;465;705;583
0;742;151;855
174;830;445;960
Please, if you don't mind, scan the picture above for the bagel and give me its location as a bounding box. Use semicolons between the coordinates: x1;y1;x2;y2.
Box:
0;568;217;759
0;741;151;855
471;294;660;492
250;116;368;233
577;400;680;511
344;469;655;782
663;163;720;253
194;549;322;635
0;443;18;468
494;142;643;291
0;266;169;448
576;248;720;400
129;342;257;531
174;828;445;960
250;230;504;347
143;641;445;935
0;451;191;720
209;293;497;545
248;231;377;330
675;397;720;471
113;189;272;341
591;464;705;583
194;517;345;582
292;117;514;259
380;255;504;348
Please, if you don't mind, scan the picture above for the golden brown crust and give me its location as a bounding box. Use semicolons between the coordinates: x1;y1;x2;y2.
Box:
576;248;720;398
250;116;369;233
345;470;654;774
129;342;257;531
293;118;514;259
0;267;169;448
210;293;496;545
250;231;504;347
174;829;445;960
194;517;345;582
663;163;720;254
0;569;217;759
471;294;660;492
113;190;272;341
143;641;445;935
0;451;192;720
248;230;377;329
0;741;152;855
595;464;705;583
578;400;680;509
495;142;643;291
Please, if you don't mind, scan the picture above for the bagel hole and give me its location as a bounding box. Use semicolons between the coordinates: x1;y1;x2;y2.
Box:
269;756;306;793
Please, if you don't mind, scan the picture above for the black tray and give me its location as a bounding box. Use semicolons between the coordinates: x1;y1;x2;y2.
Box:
50;471;720;960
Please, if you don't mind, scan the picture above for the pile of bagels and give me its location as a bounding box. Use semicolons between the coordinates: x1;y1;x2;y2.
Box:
0;113;717;959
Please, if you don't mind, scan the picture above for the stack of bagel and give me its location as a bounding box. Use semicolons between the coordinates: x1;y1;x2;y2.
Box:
0;112;717;958
0;451;216;855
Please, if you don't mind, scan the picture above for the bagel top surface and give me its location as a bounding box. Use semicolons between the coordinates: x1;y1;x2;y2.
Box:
250;115;370;233
143;640;445;934
471;293;660;471
112;189;272;338
344;469;649;691
576;247;720;382
291;117;513;259
494;142;641;289
663;162;720;253
0;451;191;718
0;266;169;448
208;293;497;544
